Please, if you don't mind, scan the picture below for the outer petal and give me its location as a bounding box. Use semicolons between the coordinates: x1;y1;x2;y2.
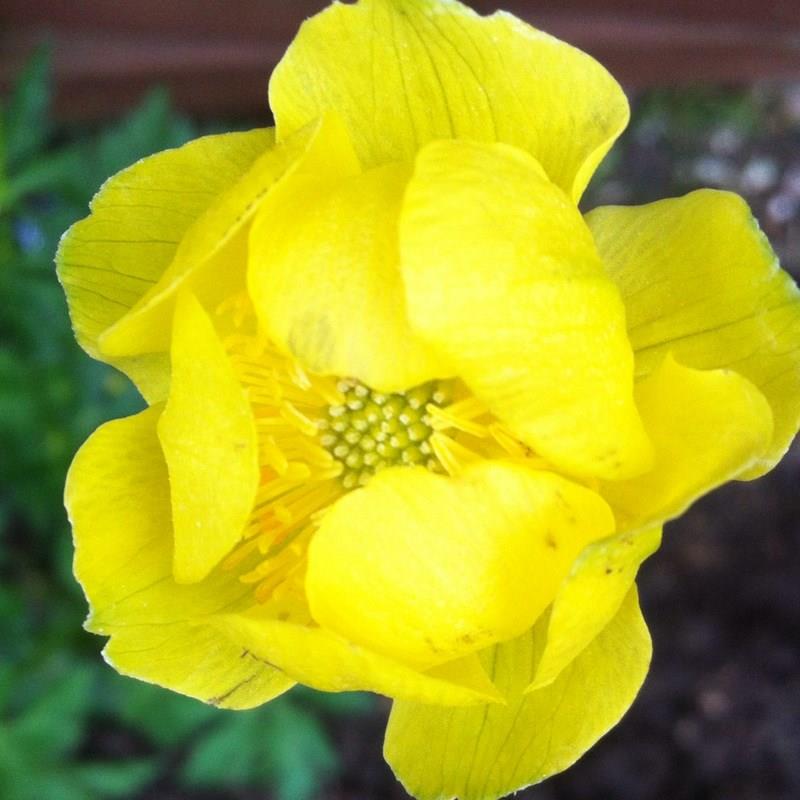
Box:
98;114;356;363
56;128;274;402
213;613;503;707
601;354;773;531
270;0;628;200
400;140;652;480
385;588;651;800
157;292;259;584
248;159;447;391
528;526;661;692
306;461;614;670
66;406;292;709
587;189;800;477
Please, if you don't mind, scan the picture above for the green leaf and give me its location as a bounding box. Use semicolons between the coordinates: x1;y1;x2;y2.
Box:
72;760;158;798
115;680;219;748
267;702;338;800
12;663;94;760
2;147;84;213
3;45;51;171
85;88;195;195
182;709;263;785
182;696;339;800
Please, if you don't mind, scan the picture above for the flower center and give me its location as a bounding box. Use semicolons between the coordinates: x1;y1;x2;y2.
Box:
319;380;450;489
215;295;536;605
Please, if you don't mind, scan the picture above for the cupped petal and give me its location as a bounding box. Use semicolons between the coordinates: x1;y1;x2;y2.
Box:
528;526;661;692
587;189;800;477
56;128;274;402
384;587;651;800
270;0;628;200
98;113;356;363
66;406;292;708
157;292;259;584
601;354;773;531
400;140;652;480
306;460;614;671
248;158;447;392
213;613;502;707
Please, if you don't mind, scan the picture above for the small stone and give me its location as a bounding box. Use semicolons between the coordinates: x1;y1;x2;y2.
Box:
767;192;798;225
691;155;736;188
709;125;744;157
739;156;779;195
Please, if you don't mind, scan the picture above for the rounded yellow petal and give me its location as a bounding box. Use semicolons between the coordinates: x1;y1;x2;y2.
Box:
270;0;628;199
66;406;292;709
248;158;447;391
528;526;661;692
56;128;274;401
601;354;773;532
384;587;651;800
400;140;652;480
306;461;614;670
98;116;351;362
587;189;800;477
213;613;503;707
157;292;259;584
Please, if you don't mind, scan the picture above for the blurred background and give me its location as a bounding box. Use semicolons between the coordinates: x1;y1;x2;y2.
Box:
1;2;799;799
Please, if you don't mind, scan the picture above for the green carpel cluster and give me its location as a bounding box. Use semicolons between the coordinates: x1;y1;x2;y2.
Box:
320;380;450;488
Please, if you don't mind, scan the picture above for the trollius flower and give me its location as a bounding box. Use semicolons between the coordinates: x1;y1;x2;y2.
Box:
57;1;800;798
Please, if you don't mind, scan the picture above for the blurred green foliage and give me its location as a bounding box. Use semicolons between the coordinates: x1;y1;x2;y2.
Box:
0;48;371;799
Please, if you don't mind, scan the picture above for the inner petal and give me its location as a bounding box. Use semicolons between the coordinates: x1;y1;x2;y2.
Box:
213;296;537;611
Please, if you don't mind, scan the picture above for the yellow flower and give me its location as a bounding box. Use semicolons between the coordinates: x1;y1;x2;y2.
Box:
57;1;800;798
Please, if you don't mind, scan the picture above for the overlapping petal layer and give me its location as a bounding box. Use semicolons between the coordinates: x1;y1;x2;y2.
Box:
99;115;355;362
213;613;503;707
158;292;259;583
66;406;292;709
270;0;628;200
400;140;652;479
528;526;661;691
385;588;651;800
306;461;614;670
57;128;274;401
587;190;800;477
248;157;448;391
600;355;772;531
68;399;507;710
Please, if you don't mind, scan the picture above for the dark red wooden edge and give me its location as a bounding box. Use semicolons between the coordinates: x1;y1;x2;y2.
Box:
2;1;800;121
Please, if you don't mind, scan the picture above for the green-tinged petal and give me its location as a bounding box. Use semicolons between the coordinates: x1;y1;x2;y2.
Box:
528;526;661;692
99;113;356;360
213;613;502;706
104;624;291;711
157;292;259;584
601;354;773;531
385;587;651;800
66;406;293;708
249;159;447;391
306;461;614;670
587;189;800;477
270;0;628;200
57;128;274;402
401;140;652;480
